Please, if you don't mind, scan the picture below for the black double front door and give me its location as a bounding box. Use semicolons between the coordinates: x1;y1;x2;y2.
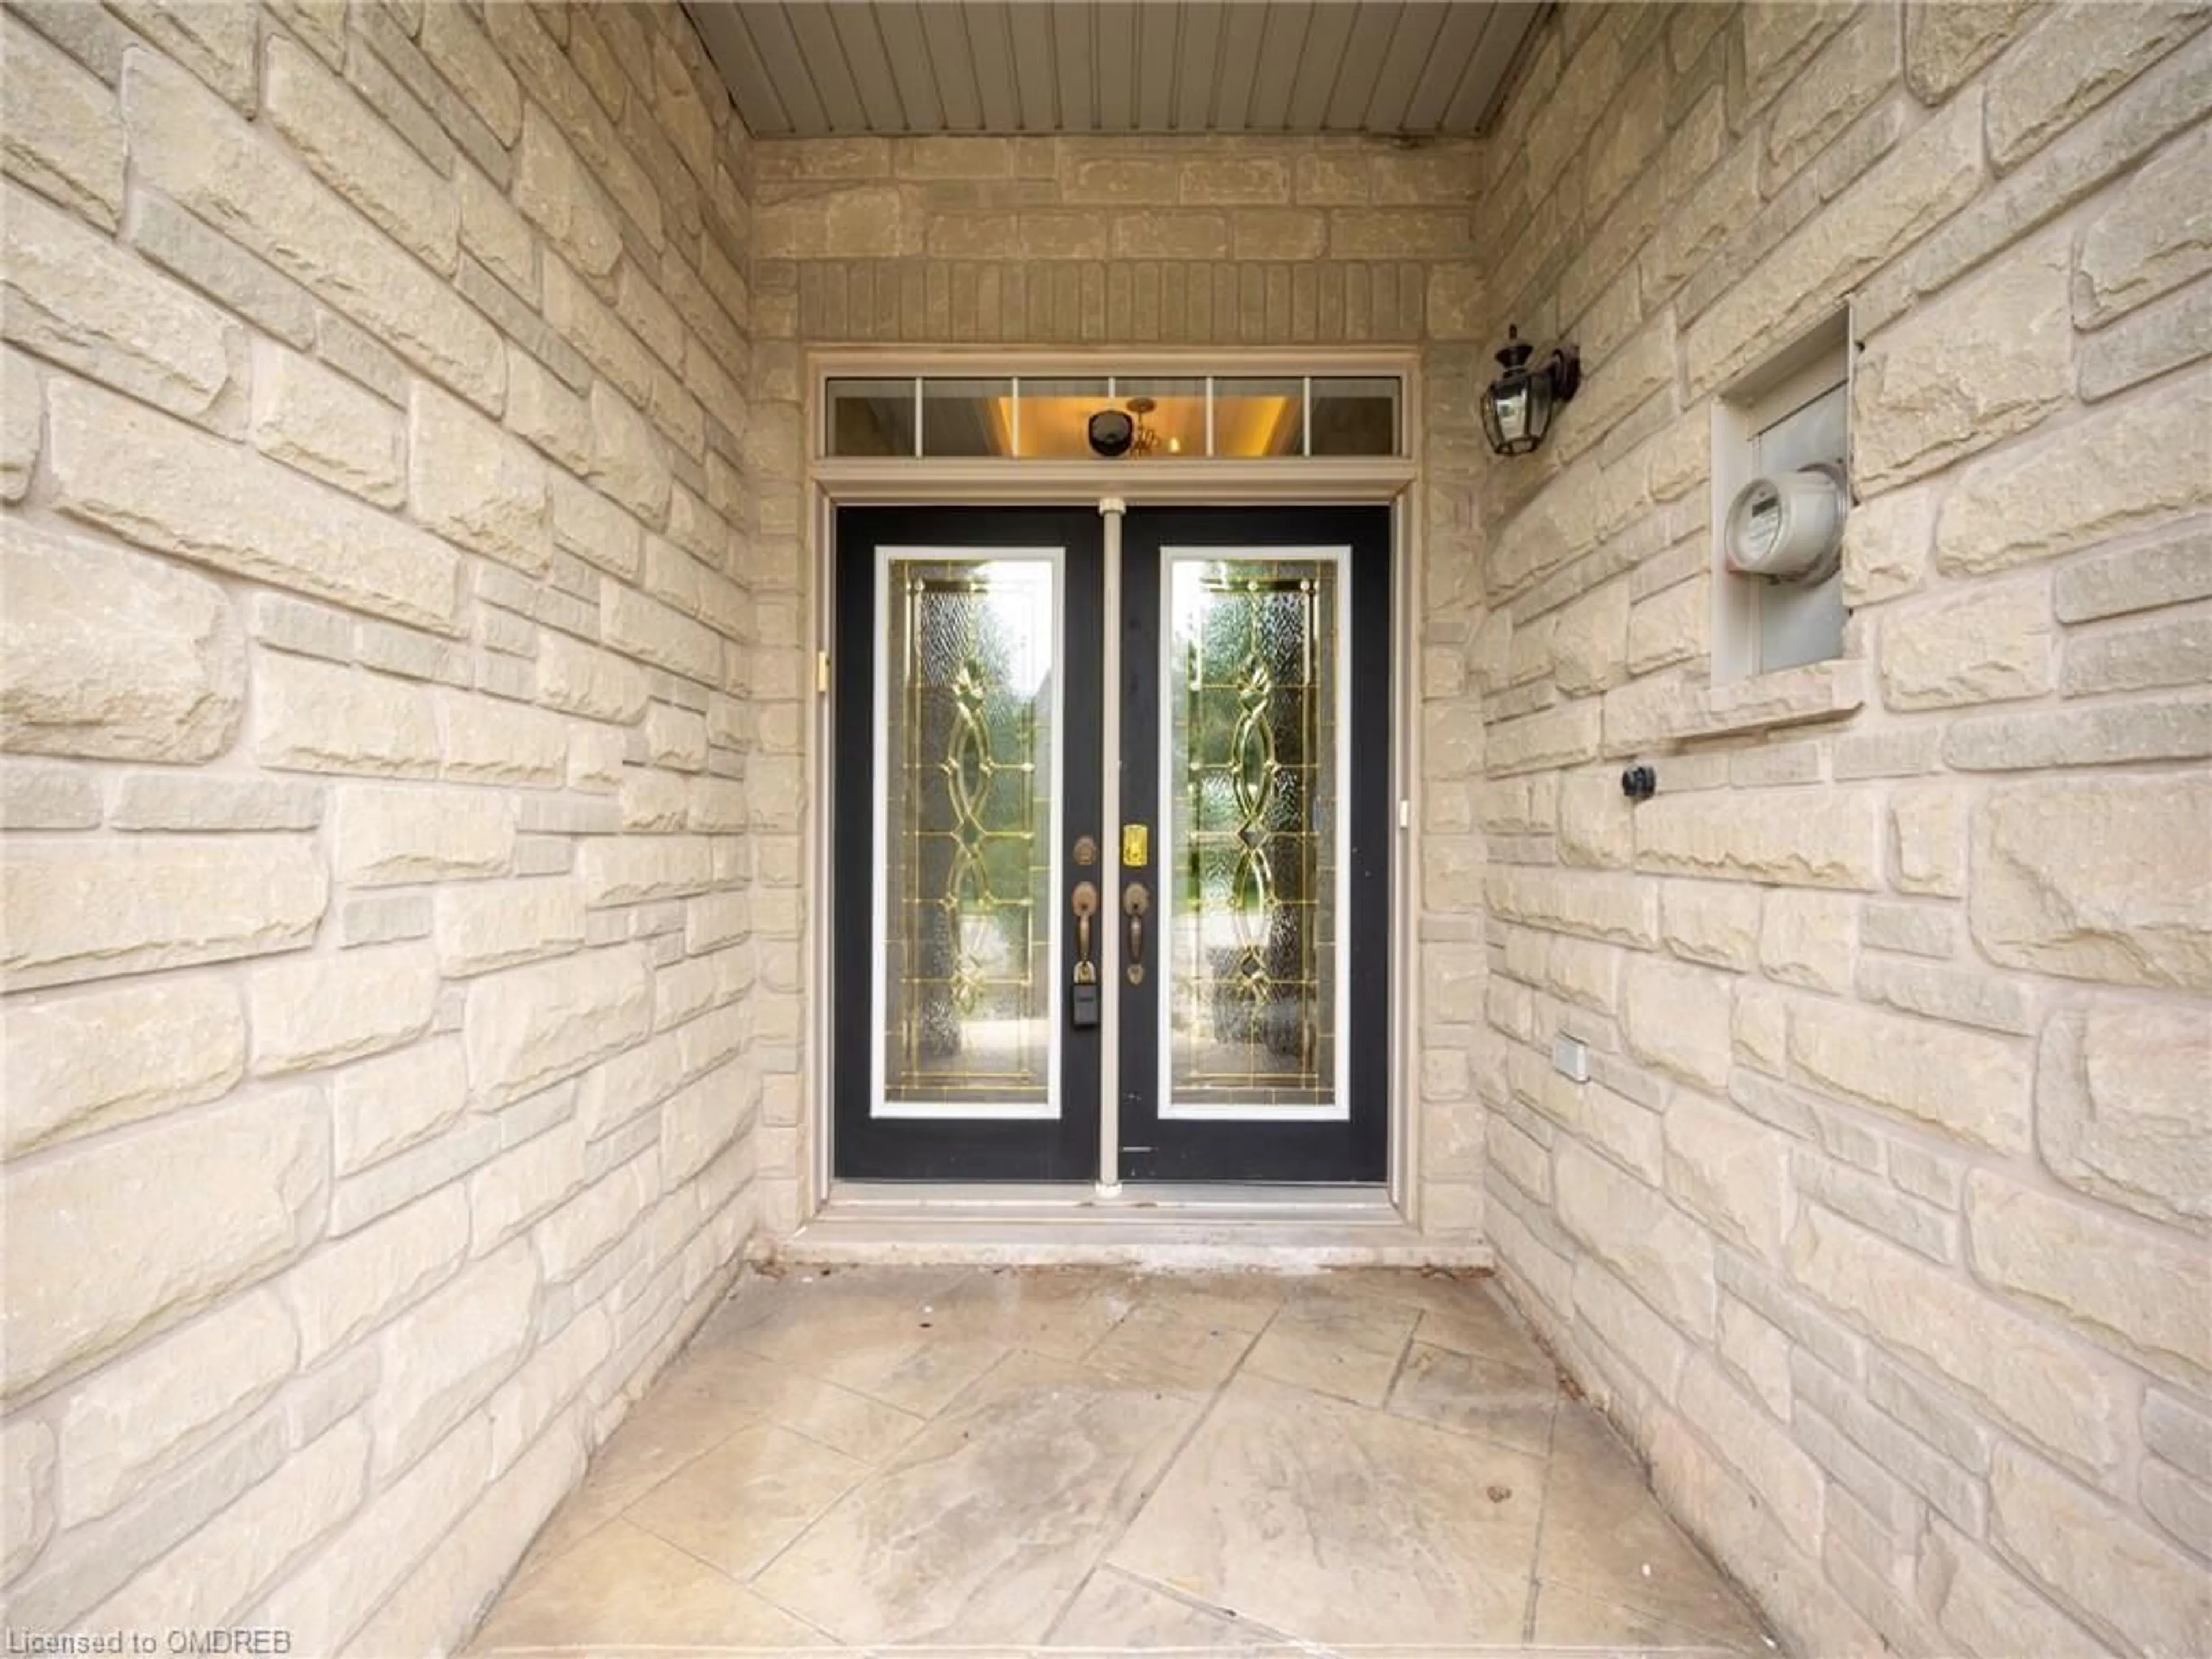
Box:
831;504;1391;1184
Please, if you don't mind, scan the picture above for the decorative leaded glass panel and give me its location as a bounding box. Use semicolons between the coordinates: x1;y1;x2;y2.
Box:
1162;554;1343;1115
878;556;1059;1115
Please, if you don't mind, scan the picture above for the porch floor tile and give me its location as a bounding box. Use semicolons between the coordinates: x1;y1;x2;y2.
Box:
468;1267;1780;1656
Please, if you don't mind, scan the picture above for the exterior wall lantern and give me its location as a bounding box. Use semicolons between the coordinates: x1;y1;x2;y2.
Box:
1481;325;1581;456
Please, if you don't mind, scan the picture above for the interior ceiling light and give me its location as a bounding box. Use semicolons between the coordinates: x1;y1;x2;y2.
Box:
1126;396;1163;456
1482;325;1581;456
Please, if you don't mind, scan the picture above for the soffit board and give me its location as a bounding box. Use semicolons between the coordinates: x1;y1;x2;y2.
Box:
688;1;1542;139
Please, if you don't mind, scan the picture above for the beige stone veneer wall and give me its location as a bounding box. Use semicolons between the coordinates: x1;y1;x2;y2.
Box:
1;1;764;1646
1448;5;2211;1655
3;0;2207;1651
743;129;1499;1239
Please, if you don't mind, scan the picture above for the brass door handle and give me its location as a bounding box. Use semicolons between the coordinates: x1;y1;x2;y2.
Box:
1122;883;1150;983
1070;881;1101;1028
1071;881;1099;977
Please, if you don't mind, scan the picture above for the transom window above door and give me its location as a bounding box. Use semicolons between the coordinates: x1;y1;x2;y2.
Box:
824;372;1403;459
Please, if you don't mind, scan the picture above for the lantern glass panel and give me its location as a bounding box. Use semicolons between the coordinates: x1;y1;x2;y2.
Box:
1493;380;1531;448
1525;370;1554;447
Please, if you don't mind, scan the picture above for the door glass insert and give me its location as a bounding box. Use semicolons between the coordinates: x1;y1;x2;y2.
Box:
1160;550;1347;1120
876;551;1062;1118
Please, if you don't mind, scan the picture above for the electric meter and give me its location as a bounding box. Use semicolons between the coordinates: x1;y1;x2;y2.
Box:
1724;463;1849;582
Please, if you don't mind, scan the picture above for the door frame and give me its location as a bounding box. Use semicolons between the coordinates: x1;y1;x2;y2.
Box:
800;347;1428;1229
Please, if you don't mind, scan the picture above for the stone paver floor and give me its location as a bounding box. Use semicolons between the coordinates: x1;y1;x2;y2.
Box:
469;1266;1779;1655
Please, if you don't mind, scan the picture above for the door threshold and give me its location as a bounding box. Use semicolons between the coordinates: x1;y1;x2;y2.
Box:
771;1182;1494;1270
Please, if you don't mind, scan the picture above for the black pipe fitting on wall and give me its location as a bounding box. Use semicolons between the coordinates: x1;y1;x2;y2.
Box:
1621;765;1658;801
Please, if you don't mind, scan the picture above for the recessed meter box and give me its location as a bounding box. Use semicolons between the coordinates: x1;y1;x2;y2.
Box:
1710;312;1853;683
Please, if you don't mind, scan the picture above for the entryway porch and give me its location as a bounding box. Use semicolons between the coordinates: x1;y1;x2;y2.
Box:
469;1266;1775;1654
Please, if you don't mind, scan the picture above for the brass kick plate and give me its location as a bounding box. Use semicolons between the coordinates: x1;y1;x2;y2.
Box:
1120;824;1149;867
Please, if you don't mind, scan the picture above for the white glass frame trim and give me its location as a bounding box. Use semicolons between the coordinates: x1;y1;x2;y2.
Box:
870;544;1067;1121
1156;544;1354;1124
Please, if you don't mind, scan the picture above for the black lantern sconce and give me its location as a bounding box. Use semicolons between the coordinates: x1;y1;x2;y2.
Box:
1481;325;1582;456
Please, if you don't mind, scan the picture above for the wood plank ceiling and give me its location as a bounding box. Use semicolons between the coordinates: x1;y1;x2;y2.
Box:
685;2;1542;138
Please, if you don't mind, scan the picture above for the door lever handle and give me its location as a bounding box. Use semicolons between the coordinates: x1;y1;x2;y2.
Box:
1122;883;1150;984
1071;881;1099;976
1070;881;1101;1028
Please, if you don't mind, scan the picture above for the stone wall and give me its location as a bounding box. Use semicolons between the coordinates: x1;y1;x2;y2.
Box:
1446;5;2211;1655
744;129;1497;1238
0;1;762;1646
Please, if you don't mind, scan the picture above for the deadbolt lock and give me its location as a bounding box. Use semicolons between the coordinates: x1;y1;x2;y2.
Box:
1120;823;1150;866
